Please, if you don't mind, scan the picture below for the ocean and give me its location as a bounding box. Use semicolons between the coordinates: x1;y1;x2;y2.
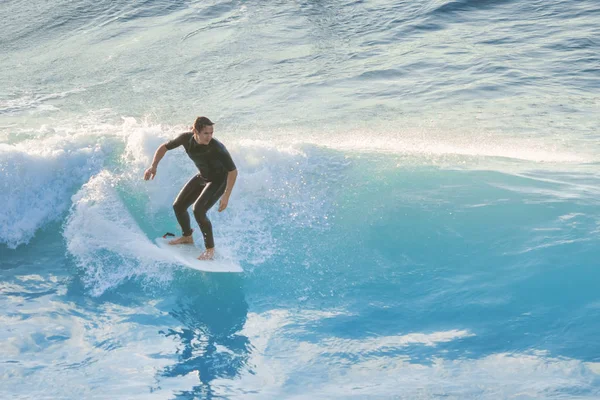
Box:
1;0;600;398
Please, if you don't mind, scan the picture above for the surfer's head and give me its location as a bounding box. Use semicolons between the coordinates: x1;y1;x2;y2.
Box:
192;116;214;145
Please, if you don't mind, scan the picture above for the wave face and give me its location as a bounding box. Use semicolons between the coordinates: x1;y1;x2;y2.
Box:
1;0;600;398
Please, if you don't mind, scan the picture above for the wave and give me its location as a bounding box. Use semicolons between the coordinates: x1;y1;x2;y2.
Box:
2;116;597;251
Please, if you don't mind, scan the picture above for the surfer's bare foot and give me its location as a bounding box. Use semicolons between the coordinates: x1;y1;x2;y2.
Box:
168;235;193;245
198;248;215;260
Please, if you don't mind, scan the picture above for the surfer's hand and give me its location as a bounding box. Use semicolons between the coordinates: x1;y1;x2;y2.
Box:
144;166;157;180
218;196;229;212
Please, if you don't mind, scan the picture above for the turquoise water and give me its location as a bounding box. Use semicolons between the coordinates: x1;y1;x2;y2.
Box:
1;0;600;398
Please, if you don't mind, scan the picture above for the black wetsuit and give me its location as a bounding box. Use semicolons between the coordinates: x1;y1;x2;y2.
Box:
165;132;236;249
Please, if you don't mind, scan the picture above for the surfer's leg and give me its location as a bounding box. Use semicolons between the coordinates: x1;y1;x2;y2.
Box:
173;175;205;238
192;179;227;253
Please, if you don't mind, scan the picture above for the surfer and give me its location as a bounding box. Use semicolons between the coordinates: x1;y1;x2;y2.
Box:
143;116;238;260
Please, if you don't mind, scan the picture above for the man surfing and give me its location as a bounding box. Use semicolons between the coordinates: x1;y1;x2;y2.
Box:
144;116;238;260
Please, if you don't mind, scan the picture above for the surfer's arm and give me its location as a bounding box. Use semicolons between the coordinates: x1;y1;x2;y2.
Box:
151;144;168;168
218;169;237;212
144;133;189;180
144;144;168;180
224;169;238;198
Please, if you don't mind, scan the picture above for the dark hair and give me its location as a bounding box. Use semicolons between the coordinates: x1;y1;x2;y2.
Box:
194;116;214;132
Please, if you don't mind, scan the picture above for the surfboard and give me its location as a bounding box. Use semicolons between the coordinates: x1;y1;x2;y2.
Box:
155;237;243;273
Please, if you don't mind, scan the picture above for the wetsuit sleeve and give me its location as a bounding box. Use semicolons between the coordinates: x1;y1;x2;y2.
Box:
165;132;191;150
219;146;237;171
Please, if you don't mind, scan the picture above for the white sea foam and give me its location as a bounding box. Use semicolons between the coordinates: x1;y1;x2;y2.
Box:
0;117;175;249
237;123;596;171
0;88;86;115
0;284;196;400
0;134;104;248
213;309;600;399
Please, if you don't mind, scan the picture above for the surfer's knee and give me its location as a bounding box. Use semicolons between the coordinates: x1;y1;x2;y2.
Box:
173;200;186;214
192;204;208;222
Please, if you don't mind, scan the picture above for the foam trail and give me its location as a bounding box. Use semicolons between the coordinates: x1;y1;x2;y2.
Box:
64;171;175;296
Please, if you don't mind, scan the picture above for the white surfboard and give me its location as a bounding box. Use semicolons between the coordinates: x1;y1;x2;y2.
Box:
155;237;243;273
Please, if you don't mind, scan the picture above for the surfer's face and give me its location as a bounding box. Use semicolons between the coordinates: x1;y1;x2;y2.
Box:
193;125;213;145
